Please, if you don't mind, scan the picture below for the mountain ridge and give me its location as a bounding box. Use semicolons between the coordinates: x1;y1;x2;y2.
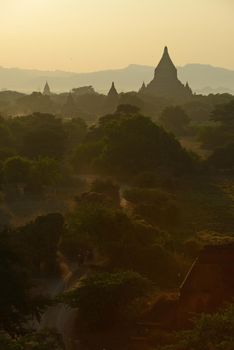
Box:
0;64;234;95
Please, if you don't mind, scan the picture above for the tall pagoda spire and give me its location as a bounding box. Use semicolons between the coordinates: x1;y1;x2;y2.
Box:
144;46;193;101
108;82;118;98
154;46;177;79
106;82;119;113
43;81;51;96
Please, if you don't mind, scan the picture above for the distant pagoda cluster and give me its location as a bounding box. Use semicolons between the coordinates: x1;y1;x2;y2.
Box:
107;46;193;102
44;47;193;102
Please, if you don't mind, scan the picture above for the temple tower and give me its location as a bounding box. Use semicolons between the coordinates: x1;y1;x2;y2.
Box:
43;81;51;96
144;47;192;101
108;82;118;98
139;82;146;94
105;82;119;113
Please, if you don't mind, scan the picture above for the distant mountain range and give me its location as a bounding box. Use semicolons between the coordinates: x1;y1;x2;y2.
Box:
0;64;234;95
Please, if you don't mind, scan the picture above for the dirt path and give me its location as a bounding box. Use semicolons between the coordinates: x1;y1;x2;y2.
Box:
39;252;83;349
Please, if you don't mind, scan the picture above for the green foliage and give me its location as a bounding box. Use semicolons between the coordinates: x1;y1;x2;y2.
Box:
211;100;234;125
183;100;212;123
132;171;160;188
16;213;64;276
90;178;120;204
62;201;185;287
207;143;234;169
2;155;63;191
31;157;61;187
0;230;48;334
198;124;226;150
21;114;66;159
0;147;16;162
0;113;88;162
0;330;64;350
123;187;180;229
124;187;172;205
62;202;131;258
0;113;89;190
156;304;234;350
3;156;32;184
0;214;63;336
73;141;104;173
64;117;87;149
17;92;55;115
62;271;151;329
159;106;190;136
0;124;13;148
115;103;141;115
73;109;193;177
199;101;234;151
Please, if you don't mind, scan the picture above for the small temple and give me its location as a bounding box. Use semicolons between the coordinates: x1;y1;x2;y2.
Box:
139;81;146;94
107;82;118;98
105;82;119;113
43;81;51;96
143;47;192;101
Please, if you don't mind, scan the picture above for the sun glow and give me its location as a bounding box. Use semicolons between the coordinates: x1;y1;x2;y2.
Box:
0;0;234;71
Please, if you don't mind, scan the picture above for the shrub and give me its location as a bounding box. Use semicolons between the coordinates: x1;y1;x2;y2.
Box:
62;271;151;329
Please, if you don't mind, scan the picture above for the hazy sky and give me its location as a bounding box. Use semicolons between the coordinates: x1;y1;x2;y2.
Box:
1;0;234;72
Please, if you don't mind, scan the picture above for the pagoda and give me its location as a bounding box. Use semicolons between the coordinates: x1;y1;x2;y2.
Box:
105;82;119;113
139;82;146;94
144;47;192;101
107;82;118;98
43;81;51;96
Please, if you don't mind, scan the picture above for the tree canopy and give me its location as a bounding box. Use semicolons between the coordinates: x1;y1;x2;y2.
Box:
73;107;193;176
62;271;151;329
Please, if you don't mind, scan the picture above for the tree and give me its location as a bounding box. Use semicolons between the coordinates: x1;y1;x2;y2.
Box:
31;157;61;187
200;101;234;150
0;124;13;148
23;128;66;159
159;106;190;136
61;93;79;118
3;156;32;184
73;110;193;176
115;104;141;115
64;117;87;150
62;202;131;259
211;100;234;125
0;330;65;350
157;303;234;350
207;143;234;169
0;230;47;334
62;200;183;287
123;187;181;229
16;92;55;115
62;271;151;329
20;113;66;159
17;213;64;276
90;178;120;205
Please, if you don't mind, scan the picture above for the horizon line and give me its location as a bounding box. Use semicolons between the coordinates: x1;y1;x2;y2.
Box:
0;62;234;75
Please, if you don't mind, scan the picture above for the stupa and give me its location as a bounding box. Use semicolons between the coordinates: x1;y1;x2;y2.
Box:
144;47;192;100
43;81;51;96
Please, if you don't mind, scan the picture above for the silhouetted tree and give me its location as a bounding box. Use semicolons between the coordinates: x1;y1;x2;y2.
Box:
62;271;151;329
159;106;190;136
73;109;193;176
3;156;32;184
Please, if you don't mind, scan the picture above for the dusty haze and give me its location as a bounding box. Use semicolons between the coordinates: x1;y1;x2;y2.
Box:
1;0;234;72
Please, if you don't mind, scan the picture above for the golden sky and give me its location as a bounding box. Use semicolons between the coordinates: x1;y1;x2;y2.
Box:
1;0;233;72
